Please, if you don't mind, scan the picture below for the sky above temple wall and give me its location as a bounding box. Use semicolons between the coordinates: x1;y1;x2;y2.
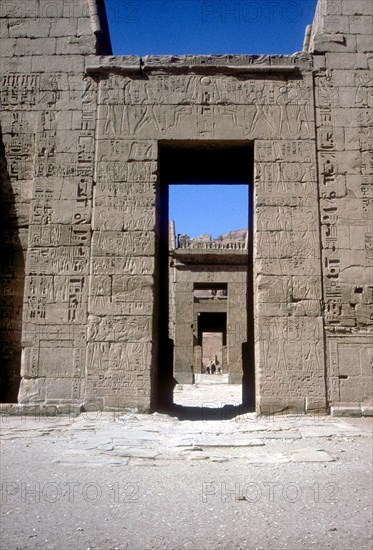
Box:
105;0;318;56
104;0;318;238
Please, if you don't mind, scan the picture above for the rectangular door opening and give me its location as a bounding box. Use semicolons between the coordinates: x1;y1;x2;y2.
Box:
157;141;254;415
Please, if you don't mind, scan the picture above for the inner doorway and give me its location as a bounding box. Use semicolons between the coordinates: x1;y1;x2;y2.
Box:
198;312;227;377
157;141;254;414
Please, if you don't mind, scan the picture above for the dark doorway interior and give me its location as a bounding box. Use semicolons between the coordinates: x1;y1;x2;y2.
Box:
0;127;24;402
161;143;252;185
198;313;227;344
157;141;254;416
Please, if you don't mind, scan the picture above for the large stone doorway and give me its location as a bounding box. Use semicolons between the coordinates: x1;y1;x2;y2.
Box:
157;141;254;412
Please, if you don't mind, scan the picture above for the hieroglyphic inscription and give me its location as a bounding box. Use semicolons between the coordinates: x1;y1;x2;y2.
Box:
0;74;62;110
27;245;90;276
23;275;86;324
1;74;40;108
87;315;152;343
5;112;34;180
98;76;313;141
355;70;373;108
317;71;343;326
258;317;324;397
35;110;57;178
360;110;373;267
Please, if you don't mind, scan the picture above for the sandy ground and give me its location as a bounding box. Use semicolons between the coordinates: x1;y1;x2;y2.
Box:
1;385;372;550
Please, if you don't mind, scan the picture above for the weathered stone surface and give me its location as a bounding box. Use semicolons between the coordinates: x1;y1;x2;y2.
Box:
330;404;363;417
290;448;335;462
312;32;356;53
0;0;371;414
342;1;373;16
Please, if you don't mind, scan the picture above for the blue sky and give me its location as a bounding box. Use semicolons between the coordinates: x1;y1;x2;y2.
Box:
105;0;318;56
104;0;318;238
169;185;248;238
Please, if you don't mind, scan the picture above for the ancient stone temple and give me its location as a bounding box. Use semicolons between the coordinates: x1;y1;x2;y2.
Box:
0;0;372;414
169;225;249;386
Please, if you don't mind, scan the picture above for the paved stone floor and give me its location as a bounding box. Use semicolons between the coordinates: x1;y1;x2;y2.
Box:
1;385;372;550
174;382;242;407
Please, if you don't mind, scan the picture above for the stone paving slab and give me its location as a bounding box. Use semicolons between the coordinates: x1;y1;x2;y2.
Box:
2;407;367;466
1;403;372;550
289;448;336;462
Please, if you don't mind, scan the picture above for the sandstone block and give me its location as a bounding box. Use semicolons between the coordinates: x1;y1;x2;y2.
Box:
322;15;350;33
312;33;356;53
18;377;46;403
337;87;365;109
1;55;32;73
325;52;368;68
92;231;156;257
15;37;56;56
61;2;89;18
330;404;362;416
323;0;343;15
0;38;16;56
56;36;97;55
342;1;373;16
349;15;373;33
91;256;155;276
8;19;50;38
0;20;8;38
86;55;141;73
50;18;78;37
361;403;373;416
77;16;93;36
305;397;328;413
313;56;327;70
331;68;356;85
257;397;306;415
45;378;81;400
86;315;153;343
355;34;373;53
31;55;84;73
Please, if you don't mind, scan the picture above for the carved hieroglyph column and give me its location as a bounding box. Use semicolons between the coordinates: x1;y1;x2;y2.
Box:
310;0;373;412
253;69;326;414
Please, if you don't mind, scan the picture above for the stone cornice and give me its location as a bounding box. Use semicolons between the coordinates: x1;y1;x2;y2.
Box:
85;53;313;76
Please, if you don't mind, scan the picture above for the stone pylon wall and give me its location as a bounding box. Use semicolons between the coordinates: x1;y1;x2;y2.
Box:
0;0;371;413
310;0;373;411
0;0;112;406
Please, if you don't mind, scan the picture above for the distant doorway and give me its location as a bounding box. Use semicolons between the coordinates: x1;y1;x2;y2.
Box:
198;312;226;376
202;332;224;373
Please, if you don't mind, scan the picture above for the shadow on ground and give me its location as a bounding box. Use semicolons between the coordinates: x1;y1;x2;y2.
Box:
158;403;255;421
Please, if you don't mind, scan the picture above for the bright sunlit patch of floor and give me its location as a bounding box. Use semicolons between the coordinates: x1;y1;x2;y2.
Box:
173;383;242;408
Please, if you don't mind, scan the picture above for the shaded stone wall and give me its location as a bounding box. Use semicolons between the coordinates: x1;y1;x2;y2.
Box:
0;0;111;405
0;123;24;401
0;0;371;413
